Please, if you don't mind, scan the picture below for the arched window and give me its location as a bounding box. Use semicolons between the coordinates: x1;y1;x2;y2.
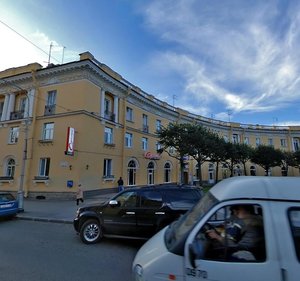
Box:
164;162;171;183
127;160;137;186
250;165;256;176
6;158;15;178
147;161;155;185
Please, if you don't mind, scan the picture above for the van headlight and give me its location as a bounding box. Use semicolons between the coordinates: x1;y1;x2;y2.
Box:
134;264;144;281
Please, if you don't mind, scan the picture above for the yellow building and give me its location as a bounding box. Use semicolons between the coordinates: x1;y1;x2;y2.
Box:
0;51;299;198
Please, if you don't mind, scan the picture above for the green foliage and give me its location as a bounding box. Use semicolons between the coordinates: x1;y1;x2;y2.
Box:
251;145;284;175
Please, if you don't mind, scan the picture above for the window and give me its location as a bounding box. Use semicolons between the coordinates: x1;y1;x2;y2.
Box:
156;142;162;152
6;159;15;177
147;161;155;185
8;127;19;144
126;107;133;122
164;162;171;183
244;137;249;145
156;119;162;132
103;159;112;177
19;97;26;112
115;191;137;208
294;138;300;151
142;137;148;150
268;138;273;146
280;139;287;147
43;123;54;140
0;101;4;117
142;114;148;132
104;127;113;144
39;158;50;177
192;203;266;262
125;132;133;148
256;137;261;147
289;208;300;261
141;190;163;208
232;134;240;144
47;90;56;106
250;165;256;176
127;160;137;186
104;98;111;113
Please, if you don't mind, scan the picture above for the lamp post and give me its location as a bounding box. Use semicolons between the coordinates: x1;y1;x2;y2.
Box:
17;114;29;212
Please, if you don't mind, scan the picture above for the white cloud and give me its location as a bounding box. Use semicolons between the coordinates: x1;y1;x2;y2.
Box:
141;0;300;120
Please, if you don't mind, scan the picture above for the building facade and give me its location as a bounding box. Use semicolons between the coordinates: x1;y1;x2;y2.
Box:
0;52;299;198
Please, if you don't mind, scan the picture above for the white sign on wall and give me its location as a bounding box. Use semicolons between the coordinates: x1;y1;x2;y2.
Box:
65;127;75;156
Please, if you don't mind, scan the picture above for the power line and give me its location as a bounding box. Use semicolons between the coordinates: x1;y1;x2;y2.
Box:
0;19;61;64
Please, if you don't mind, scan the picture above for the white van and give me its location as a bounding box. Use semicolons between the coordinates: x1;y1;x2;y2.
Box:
132;176;300;281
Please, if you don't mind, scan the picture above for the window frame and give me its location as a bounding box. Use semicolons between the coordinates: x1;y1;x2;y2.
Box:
125;132;133;148
8;127;19;144
104;127;113;144
39;158;50;177
43;122;54;140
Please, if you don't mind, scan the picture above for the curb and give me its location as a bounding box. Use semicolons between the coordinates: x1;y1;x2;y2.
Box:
17;216;73;224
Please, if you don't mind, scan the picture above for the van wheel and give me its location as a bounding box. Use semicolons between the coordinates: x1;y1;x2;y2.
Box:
80;219;103;244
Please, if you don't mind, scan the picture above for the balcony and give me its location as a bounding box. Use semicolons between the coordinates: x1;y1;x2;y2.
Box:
104;110;115;122
10;110;24;120
142;125;149;133
44;104;56;116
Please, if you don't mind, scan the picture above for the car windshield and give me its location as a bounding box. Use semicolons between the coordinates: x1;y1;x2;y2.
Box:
164;191;218;254
0;193;15;202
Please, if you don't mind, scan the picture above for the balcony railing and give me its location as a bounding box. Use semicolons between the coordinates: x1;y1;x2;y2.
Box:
104;110;115;122
44;104;56;116
10;110;24;120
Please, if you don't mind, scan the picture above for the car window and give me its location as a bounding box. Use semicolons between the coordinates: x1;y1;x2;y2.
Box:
192;203;266;263
140;190;163;208
288;208;300;261
0;193;15;202
167;189;201;204
115;191;137;208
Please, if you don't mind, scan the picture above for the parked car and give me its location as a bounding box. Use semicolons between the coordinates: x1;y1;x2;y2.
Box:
73;185;202;244
0;192;18;219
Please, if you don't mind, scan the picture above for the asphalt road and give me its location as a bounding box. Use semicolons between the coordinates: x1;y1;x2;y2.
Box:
0;219;144;281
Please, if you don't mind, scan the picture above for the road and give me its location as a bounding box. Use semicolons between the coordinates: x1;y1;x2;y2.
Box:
0;219;144;281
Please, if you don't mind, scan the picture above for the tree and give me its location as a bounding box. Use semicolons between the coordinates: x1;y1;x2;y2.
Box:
251;145;283;176
156;123;191;184
186;124;215;185
225;143;253;176
209;134;227;183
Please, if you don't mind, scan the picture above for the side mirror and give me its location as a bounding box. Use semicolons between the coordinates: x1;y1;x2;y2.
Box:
109;200;119;207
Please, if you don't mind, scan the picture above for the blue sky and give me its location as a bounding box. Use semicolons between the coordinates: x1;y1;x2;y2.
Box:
1;0;300;126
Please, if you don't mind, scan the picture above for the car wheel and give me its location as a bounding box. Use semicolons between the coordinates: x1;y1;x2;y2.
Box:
80;219;103;244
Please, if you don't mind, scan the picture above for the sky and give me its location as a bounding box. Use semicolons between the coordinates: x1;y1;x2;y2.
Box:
1;0;300;126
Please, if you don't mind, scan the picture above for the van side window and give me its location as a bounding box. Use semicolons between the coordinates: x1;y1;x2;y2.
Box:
193;204;266;262
288;208;300;261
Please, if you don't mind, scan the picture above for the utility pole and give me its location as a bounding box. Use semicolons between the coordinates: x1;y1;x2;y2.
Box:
18;116;29;212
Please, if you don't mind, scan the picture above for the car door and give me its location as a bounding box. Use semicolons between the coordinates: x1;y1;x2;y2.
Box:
135;189;165;238
271;202;300;281
184;200;282;281
101;190;138;236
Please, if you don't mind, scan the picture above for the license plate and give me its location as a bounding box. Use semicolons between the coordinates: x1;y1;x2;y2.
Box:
0;204;13;208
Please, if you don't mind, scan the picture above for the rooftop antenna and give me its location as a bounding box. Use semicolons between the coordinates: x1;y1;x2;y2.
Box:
172;95;177;107
61;46;66;64
48;42;53;65
227;110;232;122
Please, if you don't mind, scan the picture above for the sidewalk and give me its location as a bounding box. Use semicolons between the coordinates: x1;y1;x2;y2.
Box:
17;193;117;224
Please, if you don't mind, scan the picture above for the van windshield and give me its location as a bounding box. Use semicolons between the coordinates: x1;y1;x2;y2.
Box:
165;191;218;255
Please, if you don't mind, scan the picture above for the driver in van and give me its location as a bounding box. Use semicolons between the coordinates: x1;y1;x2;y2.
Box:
206;204;265;261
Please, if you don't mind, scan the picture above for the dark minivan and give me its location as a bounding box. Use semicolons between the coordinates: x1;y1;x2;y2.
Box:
73;185;202;244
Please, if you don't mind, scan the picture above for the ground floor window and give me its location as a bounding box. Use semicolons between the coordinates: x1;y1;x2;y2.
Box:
147;161;155;185
127;160;137;186
39;158;50;177
6;158;15;177
164;162;171;183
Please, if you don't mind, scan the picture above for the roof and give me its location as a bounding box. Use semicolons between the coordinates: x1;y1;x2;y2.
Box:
210;176;300;202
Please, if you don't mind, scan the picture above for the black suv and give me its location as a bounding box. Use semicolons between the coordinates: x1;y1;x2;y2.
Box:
73;185;202;244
